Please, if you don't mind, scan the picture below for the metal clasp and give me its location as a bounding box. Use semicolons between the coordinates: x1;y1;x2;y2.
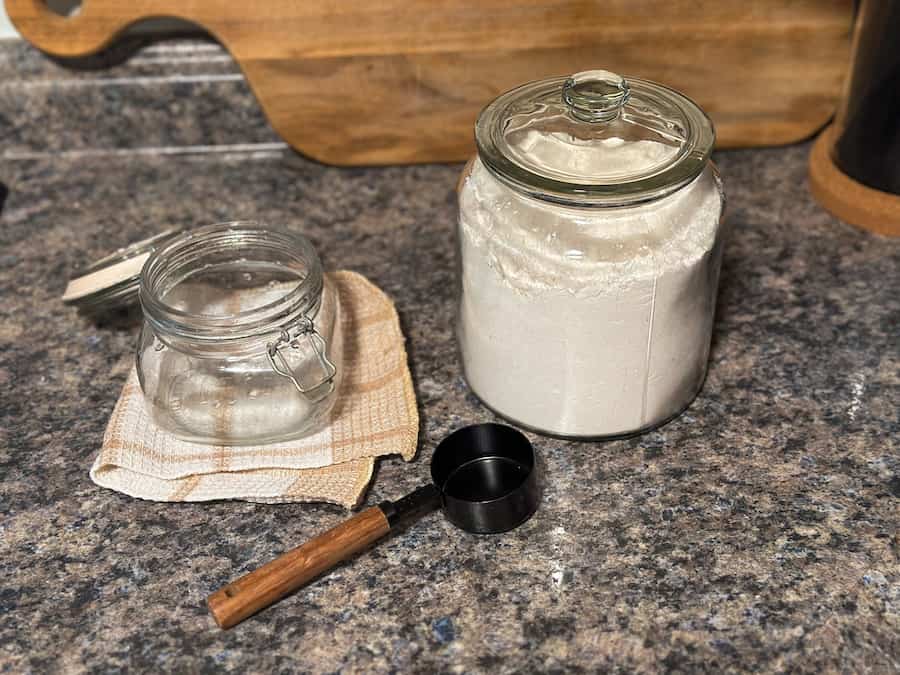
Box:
266;315;337;400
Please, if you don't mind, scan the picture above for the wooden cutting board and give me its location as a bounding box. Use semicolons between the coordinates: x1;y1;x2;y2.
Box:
8;0;853;165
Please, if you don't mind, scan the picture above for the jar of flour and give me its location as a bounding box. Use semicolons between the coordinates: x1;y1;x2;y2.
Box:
456;70;725;438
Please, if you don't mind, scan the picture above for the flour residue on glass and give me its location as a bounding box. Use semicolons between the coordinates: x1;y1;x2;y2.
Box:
457;136;724;437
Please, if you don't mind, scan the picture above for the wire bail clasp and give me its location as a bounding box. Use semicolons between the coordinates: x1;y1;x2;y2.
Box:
266;315;336;400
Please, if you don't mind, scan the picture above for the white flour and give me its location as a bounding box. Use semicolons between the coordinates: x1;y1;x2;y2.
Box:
457;142;724;437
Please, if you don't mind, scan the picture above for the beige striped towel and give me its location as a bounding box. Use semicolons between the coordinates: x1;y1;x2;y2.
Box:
90;271;418;509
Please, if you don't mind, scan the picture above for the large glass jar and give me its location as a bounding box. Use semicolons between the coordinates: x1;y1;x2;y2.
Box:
136;222;342;445
457;70;725;438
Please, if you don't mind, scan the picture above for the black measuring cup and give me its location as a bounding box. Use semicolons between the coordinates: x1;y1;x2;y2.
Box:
208;423;540;628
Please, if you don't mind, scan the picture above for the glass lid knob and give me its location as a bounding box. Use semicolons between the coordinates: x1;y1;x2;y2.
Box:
562;70;630;123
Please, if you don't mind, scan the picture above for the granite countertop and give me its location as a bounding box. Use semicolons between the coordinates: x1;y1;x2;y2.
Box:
1;40;898;673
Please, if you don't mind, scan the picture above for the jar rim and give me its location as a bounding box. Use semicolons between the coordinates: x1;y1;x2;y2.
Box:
139;221;323;344
475;73;715;207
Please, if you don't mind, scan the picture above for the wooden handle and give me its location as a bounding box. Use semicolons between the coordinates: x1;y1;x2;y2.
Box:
5;0;169;57
207;506;390;629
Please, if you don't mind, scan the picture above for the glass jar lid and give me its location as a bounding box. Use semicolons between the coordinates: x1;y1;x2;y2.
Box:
61;228;184;313
475;69;715;206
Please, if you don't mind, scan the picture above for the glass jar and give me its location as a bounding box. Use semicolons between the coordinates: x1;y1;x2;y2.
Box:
136;222;342;445
457;70;726;438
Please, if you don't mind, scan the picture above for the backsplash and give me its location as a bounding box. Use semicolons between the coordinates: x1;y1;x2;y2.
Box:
2;37;283;160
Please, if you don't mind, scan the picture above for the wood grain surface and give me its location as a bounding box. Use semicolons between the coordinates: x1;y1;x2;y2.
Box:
207;506;391;629
8;1;854;164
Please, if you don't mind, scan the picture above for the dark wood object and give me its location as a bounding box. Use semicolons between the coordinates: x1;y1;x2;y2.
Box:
207;507;390;629
6;1;853;159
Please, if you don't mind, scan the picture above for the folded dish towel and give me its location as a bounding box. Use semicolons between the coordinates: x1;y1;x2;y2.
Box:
90;271;418;508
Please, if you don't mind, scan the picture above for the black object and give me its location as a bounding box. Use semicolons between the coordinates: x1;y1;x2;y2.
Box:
429;423;539;533
832;1;900;194
208;423;541;628
382;423;539;534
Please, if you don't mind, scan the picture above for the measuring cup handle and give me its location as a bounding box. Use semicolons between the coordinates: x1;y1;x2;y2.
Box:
207;507;391;629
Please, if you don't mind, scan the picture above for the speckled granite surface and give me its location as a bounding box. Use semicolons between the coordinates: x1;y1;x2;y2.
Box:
1;39;898;674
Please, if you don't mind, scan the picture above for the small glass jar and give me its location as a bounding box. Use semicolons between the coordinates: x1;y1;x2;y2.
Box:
457;70;726;438
136;222;342;445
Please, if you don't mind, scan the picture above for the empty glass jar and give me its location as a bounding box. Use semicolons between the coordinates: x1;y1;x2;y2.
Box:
136;222;342;445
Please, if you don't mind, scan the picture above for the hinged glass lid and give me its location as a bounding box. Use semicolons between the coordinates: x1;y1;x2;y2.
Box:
61;228;184;313
475;70;715;206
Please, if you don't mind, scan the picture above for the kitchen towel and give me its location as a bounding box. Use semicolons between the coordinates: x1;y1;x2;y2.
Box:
90;271;418;509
